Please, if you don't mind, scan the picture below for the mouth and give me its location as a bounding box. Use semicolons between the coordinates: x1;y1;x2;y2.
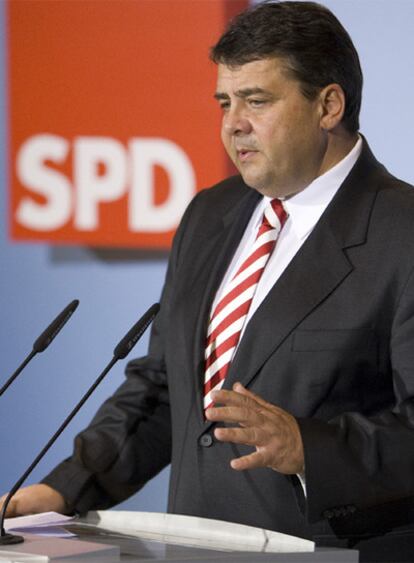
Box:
237;148;258;162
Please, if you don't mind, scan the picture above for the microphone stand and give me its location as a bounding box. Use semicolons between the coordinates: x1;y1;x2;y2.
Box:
0;357;117;544
0;350;36;397
0;303;159;545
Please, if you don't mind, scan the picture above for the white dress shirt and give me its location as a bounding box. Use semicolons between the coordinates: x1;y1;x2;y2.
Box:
211;137;363;342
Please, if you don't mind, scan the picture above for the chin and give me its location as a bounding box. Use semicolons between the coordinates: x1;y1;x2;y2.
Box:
243;174;305;199
241;177;279;198
239;172;264;191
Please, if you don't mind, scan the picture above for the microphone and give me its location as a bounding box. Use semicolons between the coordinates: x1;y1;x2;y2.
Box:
0;302;160;545
0;300;80;397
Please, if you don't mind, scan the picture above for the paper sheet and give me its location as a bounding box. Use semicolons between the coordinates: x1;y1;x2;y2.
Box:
4;512;75;538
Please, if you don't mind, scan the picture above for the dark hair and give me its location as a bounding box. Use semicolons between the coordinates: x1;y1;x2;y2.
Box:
211;1;363;133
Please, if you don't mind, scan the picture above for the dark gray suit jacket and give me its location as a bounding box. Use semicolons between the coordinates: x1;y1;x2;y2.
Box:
44;139;414;554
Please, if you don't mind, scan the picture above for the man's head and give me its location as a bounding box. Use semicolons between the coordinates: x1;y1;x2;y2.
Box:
211;1;363;198
211;1;362;135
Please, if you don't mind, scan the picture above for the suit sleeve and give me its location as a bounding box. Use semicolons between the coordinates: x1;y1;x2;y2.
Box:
41;192;201;513
298;264;414;529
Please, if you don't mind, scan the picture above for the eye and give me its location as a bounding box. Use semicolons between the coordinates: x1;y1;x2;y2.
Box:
248;98;266;108
219;100;230;111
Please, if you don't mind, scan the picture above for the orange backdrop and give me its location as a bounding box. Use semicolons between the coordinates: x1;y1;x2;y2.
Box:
8;0;247;248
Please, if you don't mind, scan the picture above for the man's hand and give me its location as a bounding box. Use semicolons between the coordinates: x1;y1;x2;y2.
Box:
0;484;67;518
205;382;305;475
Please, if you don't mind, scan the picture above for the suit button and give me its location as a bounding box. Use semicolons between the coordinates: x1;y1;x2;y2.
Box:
199;434;213;447
323;509;335;519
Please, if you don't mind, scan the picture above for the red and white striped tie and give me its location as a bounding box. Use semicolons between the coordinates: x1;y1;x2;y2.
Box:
203;199;287;410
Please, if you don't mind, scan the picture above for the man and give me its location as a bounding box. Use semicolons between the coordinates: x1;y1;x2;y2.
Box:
3;1;414;560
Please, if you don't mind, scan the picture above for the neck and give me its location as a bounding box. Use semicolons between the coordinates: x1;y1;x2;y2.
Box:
319;127;359;177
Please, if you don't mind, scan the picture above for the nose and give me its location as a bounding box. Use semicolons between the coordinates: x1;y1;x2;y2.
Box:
222;106;252;136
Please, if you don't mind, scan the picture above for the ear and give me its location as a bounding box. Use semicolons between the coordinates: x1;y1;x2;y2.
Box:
318;84;346;131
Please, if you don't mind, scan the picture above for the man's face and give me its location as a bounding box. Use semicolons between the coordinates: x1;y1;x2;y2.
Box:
215;58;327;198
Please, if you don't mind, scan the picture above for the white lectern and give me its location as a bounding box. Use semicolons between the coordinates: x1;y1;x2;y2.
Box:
1;511;359;562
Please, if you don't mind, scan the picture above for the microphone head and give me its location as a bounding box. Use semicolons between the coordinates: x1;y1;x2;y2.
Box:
32;299;79;353
113;303;160;360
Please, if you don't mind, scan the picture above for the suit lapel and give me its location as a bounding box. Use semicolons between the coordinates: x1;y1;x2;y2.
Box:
223;221;353;391
181;188;261;423
224;139;381;392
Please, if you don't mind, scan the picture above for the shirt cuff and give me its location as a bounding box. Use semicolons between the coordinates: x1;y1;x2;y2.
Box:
297;472;307;497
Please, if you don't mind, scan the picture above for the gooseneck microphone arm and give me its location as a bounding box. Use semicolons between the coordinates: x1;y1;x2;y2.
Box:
0;302;160;545
0;299;80;397
0;350;36;396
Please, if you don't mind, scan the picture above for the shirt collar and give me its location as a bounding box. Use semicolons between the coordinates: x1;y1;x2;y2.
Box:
257;136;363;240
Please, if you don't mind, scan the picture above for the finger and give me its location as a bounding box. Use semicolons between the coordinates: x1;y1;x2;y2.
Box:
214;425;266;446
233;382;273;409
206;405;260;425
211;388;259;410
230;450;267;471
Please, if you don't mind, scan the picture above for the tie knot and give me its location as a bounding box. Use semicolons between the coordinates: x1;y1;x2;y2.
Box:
263;199;287;231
